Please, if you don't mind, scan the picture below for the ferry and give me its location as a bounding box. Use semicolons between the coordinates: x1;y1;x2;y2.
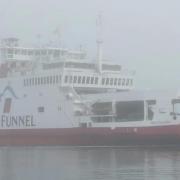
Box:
0;37;179;146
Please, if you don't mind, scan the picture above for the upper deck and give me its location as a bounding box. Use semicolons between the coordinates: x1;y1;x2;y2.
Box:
0;38;135;93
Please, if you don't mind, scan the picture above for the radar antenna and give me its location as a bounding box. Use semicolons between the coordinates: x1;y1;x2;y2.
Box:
96;14;103;73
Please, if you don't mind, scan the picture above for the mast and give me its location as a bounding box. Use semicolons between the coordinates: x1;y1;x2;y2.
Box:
96;14;103;73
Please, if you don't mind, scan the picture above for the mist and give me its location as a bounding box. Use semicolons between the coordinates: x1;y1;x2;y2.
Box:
1;0;180;89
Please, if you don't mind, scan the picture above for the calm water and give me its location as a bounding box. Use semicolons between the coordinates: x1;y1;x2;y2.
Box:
0;146;180;180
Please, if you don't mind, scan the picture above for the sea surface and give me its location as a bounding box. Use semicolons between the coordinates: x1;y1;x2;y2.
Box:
0;146;180;180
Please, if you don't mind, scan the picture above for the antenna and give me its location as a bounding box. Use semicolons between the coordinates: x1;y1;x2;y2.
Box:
96;13;103;73
53;25;62;47
36;34;42;48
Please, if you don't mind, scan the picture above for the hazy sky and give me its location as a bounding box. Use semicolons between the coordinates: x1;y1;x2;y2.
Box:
0;0;180;89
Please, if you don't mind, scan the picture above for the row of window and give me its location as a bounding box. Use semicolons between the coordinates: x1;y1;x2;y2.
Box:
24;75;133;87
64;75;99;85
5;49;85;60
102;78;133;86
24;75;62;86
64;76;133;86
6;48;67;56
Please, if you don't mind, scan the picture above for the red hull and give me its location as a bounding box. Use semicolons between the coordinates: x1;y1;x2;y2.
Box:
0;124;180;146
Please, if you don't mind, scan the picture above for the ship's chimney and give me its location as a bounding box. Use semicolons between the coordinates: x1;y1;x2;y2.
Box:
96;14;103;73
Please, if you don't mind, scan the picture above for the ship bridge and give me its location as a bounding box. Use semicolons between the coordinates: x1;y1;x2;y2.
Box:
0;37;135;94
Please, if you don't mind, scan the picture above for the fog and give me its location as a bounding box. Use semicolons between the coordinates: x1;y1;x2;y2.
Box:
1;0;180;89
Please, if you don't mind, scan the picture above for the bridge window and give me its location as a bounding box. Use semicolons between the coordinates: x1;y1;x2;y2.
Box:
126;79;129;86
29;79;32;86
25;79;28;86
91;77;94;84
53;76;56;84
41;77;44;84
23;79;26;86
73;76;77;83
86;77;90;84
47;77;49;84
65;76;68;83
35;78;38;85
106;78;109;85
32;78;34;85
69;76;73;83
102;78;105;85
59;75;62;83
110;78;113;85
114;78;117;85
122;79;125;86
82;76;86;84
43;77;45;85
38;77;41;85
56;75;59;83
118;78;121;85
95;77;98;84
50;76;53;84
78;76;82;84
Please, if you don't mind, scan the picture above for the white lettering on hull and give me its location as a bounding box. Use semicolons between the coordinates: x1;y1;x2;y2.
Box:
1;115;36;128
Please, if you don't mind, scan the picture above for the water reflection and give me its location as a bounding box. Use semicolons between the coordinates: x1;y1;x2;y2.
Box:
0;146;180;180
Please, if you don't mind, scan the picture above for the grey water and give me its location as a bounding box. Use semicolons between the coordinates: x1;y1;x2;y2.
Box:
0;146;180;180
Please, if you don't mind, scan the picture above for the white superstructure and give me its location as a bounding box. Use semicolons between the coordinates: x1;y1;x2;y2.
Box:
1;37;180;148
0;38;135;94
